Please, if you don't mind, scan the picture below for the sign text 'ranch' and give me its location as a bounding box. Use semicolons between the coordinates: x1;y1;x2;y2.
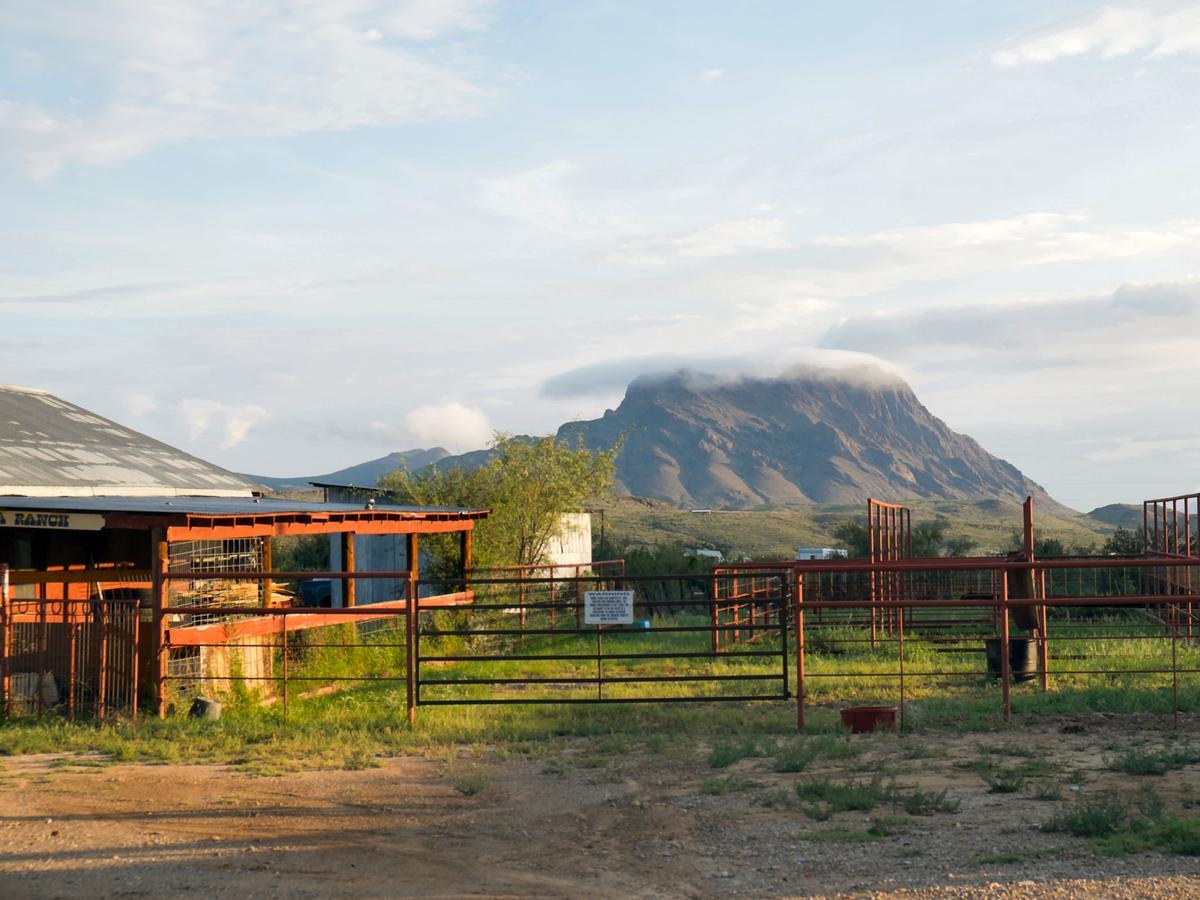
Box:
0;510;105;531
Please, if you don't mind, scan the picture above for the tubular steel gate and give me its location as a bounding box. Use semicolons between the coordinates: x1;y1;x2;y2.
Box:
0;564;140;720
414;573;790;707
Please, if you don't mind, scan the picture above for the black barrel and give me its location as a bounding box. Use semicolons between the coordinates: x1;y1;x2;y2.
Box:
985;637;1038;683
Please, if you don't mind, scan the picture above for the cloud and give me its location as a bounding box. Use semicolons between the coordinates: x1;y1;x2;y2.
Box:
178;398;268;449
610;218;789;266
994;3;1200;67
477;161;582;233
821;281;1200;354
698;68;725;83
540;350;905;400
0;282;184;305
0;1;494;176
403;401;492;451
1083;435;1200;462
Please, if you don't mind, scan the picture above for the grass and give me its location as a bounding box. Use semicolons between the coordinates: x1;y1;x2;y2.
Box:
1043;793;1129;838
807;826;888;843
699;775;759;795
794;776;894;817
1041;790;1200;856
4;609;1200;776
443;755;492;796
985;770;1027;794
1108;746;1200;776
976;851;1031;865
708;736;767;769
902;788;960;815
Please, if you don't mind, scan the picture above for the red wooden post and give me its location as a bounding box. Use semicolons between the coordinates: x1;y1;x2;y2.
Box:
152;529;169;717
1000;570;1011;723
796;573;806;732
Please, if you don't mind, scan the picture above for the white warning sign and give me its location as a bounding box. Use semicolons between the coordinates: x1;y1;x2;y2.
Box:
584;590;634;625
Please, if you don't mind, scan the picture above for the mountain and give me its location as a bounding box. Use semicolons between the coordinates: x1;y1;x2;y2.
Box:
244;448;451;492
1086;503;1142;530
554;367;1068;511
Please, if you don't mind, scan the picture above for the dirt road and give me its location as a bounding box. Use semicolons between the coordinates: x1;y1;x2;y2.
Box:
2;720;1199;897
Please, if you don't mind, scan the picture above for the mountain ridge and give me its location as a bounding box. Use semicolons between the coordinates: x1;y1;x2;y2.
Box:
555;367;1069;512
244;447;451;492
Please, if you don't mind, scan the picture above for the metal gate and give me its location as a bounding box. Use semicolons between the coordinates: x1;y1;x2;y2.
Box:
413;573;790;706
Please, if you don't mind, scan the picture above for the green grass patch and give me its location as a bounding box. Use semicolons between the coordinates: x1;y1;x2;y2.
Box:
699;775;759;795
807;826;889;842
902;788;960;815
976;851;1030;865
1108;746;1200;776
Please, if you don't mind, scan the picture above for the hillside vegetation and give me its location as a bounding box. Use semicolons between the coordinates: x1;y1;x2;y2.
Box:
597;495;1120;560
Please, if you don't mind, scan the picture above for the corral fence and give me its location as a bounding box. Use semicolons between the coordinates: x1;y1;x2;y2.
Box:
413;572;790;707
0;563;140;720
761;554;1200;730
147;570;794;719
7;554;1200;732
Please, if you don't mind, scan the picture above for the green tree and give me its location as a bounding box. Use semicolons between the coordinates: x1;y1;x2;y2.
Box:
1102;527;1143;556
379;433;620;570
833;517;976;559
831;522;869;558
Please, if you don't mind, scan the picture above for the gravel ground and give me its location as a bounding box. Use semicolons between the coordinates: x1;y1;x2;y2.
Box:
2;717;1199;897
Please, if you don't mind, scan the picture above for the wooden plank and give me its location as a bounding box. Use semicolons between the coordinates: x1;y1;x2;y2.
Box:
166;592;475;647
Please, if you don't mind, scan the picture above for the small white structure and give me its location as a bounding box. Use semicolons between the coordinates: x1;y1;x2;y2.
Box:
544;512;592;568
796;547;845;560
684;548;725;563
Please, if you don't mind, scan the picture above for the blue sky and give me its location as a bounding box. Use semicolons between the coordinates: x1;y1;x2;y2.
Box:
2;1;1200;511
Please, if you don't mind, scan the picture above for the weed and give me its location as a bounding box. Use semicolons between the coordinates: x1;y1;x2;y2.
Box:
976;851;1029;865
903;788;960;815
1043;793;1129;838
1108;746;1200;776
699;776;759;796
772;742;819;773
794;776;892;819
807;827;887;842
450;764;491;796
708;737;764;769
1096;818;1200;856
986;769;1026;794
1033;781;1062;801
342;749;380;771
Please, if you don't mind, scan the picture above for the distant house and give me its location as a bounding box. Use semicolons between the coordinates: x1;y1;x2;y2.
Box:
796;547;846;560
684;547;725;563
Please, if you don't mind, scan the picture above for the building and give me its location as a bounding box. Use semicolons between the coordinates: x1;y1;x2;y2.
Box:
796;547;846;560
0;385;488;717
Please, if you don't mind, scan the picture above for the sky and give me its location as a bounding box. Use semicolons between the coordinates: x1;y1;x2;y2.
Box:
2;1;1200;512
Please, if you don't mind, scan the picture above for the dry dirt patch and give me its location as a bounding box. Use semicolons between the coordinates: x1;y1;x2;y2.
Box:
1;719;1199;897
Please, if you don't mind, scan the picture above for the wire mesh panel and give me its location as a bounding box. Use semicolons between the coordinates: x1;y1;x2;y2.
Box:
0;593;139;720
159;604;411;716
415;574;790;706
792;556;1200;729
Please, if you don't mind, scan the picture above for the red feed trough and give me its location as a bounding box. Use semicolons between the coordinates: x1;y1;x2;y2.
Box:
840;706;898;733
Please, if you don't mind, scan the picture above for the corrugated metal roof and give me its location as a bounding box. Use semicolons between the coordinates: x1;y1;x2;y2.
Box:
0;495;488;518
0;385;259;498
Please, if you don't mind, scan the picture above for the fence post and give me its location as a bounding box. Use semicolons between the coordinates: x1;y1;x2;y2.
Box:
0;564;8;718
406;572;417;726
96;590;108;721
1037;566;1050;692
796;573;806;732
280;611;288;722
65;597;76;721
1000;569;1011;723
36;584;47;717
151;529;169;717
